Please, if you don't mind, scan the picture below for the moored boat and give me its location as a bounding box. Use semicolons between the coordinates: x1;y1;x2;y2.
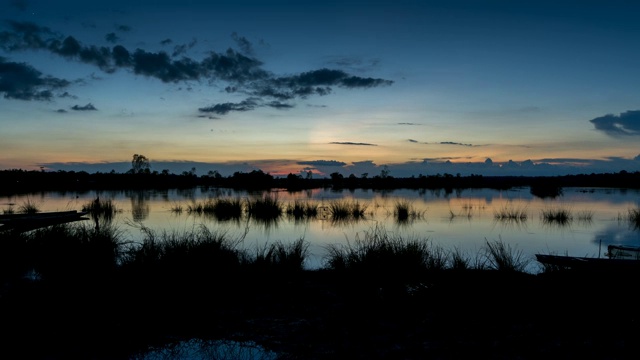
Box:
535;244;640;271
0;210;89;232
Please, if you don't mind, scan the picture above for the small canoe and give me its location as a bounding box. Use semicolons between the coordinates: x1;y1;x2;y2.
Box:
0;210;89;232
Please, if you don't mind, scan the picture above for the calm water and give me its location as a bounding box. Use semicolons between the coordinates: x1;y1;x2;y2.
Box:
2;186;639;273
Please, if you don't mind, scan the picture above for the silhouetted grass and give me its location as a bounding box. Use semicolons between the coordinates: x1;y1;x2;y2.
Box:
18;199;40;214
480;238;530;272
324;225;446;278
121;225;244;274
494;205;528;221
540;207;573;226
252;238;309;272
328;200;367;223
285;200;319;220
393;200;424;223
82;197;118;221
246;194;282;221
210;197;244;221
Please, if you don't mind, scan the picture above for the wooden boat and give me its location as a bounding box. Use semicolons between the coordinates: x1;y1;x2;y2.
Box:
0;210;89;232
535;244;640;271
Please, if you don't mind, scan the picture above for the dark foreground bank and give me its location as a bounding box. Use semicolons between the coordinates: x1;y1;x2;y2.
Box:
1;221;638;359
2;267;638;359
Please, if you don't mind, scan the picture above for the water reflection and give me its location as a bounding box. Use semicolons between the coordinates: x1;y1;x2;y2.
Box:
2;186;639;270
128;190;150;222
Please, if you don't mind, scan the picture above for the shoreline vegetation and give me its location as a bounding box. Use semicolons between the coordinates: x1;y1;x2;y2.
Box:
2;170;640;358
2;168;640;196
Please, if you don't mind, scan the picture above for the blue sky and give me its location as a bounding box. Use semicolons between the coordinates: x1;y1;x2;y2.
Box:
2;0;640;177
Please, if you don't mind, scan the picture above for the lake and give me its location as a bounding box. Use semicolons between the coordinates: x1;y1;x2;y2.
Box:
2;186;639;274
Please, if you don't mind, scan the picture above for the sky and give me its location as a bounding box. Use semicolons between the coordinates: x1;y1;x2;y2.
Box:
2;0;640;178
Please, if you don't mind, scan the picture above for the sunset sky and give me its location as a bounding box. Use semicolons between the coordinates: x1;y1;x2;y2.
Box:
2;0;640;177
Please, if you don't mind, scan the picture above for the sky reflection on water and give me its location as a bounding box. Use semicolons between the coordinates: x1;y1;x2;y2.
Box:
2;187;639;273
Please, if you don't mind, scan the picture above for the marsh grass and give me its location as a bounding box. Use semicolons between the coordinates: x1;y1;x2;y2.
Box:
576;209;594;224
540;207;573;226
494;205;528;222
285;200;319;220
210;197;243;221
252;238;309;271
82;197;118;221
328;200;367;223
393;200;424;223
246;194;282;220
122;225;244;274
324;225;446;279
480;238;530;272
14;222;125;281
18;199;40;214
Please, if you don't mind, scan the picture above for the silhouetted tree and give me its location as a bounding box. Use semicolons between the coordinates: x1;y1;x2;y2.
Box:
130;154;150;174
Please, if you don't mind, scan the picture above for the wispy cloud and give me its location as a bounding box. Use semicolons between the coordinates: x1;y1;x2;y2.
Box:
329;142;378;146
297;160;347;167
590;110;640;136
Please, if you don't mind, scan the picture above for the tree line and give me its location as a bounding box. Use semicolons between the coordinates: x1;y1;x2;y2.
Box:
1;154;639;195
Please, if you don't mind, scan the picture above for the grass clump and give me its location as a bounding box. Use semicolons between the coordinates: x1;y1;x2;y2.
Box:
252;238;310;272
494;205;528;221
18;199;40;214
480;238;530;272
324;225;445;278
540;207;573;226
210;197;244;221
328;200;367;223
246;194;282;221
393;200;424;223
82;197;118;221
285;200;319;220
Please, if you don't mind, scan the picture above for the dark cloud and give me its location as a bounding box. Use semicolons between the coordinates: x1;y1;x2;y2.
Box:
278;68;392;89
56;109;67;113
160;38;172;46
408;139;418;143
297;160;347;167
1;21;394;113
198;99;257;114
116;25;131;32
0;58;70;100
71;103;97;111
590;110;640;136
266;101;293;109
398;122;419;125
329;142;377;146
132;49;201;82
0;21;58;51
105;32;119;43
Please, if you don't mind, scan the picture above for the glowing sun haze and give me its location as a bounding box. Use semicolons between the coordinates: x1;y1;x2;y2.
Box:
1;0;640;177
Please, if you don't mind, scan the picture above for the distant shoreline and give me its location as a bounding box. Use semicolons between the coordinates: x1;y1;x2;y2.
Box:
1;168;639;195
